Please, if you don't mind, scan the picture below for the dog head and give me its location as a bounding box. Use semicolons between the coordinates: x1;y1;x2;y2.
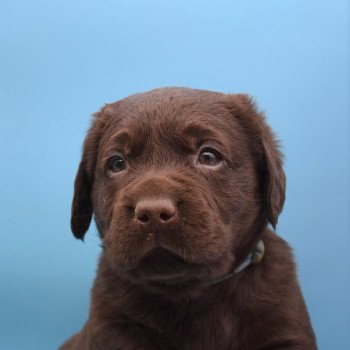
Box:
70;88;285;295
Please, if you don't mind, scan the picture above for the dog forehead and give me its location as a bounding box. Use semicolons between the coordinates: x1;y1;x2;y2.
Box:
117;87;226;106
103;88;238;137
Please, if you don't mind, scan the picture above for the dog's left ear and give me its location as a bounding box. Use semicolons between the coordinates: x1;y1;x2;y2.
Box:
226;94;286;228
260;121;286;229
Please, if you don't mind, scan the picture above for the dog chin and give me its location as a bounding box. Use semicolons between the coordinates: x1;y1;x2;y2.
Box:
124;246;193;280
111;246;233;298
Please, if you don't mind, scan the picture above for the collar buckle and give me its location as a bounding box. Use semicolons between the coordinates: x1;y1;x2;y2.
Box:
209;239;265;285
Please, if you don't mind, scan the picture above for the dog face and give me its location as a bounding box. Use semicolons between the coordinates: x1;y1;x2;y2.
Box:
71;88;285;294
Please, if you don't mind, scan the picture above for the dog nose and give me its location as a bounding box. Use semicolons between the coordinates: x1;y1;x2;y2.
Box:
134;198;176;225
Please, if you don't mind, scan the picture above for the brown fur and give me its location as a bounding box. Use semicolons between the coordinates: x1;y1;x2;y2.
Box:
61;88;317;349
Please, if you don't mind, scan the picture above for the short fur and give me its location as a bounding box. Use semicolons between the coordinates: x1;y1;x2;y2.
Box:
61;88;316;350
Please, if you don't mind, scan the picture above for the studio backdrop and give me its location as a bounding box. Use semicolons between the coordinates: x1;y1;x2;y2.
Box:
0;1;349;349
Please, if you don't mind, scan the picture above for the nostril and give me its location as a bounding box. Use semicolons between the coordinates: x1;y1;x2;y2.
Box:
137;213;150;224
159;211;175;222
134;198;176;225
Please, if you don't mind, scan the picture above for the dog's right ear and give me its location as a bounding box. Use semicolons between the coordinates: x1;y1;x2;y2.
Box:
71;109;112;240
71;159;93;240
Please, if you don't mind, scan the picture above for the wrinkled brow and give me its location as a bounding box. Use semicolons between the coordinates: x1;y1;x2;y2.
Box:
180;122;231;152
99;128;145;160
182;122;223;139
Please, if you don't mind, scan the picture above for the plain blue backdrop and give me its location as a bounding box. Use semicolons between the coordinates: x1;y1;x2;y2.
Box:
1;1;349;349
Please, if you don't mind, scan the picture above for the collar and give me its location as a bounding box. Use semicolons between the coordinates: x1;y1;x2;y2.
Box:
209;239;265;285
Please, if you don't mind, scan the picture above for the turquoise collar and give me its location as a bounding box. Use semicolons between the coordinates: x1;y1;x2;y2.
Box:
209;240;265;285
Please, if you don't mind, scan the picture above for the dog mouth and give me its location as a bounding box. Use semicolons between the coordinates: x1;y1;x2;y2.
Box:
129;246;192;283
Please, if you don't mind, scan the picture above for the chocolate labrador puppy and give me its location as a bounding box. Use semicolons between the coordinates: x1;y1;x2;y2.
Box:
60;88;317;350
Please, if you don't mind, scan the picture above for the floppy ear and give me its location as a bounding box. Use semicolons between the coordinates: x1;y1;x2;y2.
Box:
71;159;93;240
71;110;111;240
260;121;286;228
227;94;286;228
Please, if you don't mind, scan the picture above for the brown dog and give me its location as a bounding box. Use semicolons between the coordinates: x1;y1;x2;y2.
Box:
60;88;317;350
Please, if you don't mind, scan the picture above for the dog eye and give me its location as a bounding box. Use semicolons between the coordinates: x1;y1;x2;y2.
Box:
197;149;221;166
108;155;126;172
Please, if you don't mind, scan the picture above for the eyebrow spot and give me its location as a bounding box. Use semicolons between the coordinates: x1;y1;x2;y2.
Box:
182;123;220;139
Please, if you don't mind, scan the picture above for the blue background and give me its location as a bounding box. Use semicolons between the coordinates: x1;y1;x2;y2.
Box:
1;1;349;349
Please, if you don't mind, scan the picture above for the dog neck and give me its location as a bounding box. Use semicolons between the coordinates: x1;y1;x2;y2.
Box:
209;239;265;285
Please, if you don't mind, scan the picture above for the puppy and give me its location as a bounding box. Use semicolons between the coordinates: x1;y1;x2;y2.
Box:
60;88;317;350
